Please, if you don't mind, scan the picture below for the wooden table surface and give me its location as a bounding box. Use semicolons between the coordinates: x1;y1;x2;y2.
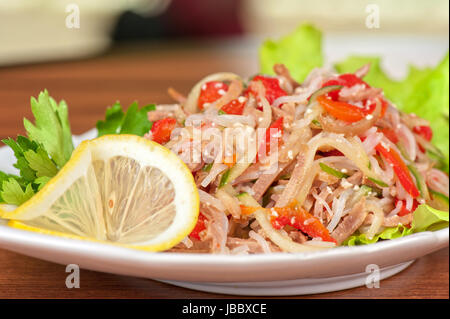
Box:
0;42;448;299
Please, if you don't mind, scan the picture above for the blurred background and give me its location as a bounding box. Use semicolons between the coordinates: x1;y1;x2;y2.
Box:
0;0;448;137
1;0;448;66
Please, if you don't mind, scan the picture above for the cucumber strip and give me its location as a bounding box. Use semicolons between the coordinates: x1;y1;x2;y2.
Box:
307;85;343;107
319;163;349;179
407;164;430;200
218;169;231;188
367;177;389;188
219;162;251;188
202;163;213;172
430;190;449;204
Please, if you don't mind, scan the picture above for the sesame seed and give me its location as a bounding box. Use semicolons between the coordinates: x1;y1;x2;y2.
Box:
287;150;294;160
218;89;226;95
271;208;278;217
365;114;373;120
341;168;348;174
238;96;246;103
380;141;390;150
340;179;353;189
272;131;282;138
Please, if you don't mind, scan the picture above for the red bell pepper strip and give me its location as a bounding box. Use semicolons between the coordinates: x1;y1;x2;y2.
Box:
413;125;433;141
395;198;419;217
198;81;229;110
379;127;399;144
189;212;207;240
150;117;177;144
246;75;287;107
322;74;388;118
240;203;336;243
317;95;366;123
375;144;420;198
220;98;246;115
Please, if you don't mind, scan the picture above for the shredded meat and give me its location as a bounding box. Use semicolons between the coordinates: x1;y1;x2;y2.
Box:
347;171;363;184
167;87;186;104
331;198;367;245
273;63;300;89
251;161;292;200
275;148;307;207
288;230;308;243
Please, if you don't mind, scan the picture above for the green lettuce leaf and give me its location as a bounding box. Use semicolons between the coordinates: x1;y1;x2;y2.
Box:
259;24;323;82
335;53;449;172
344;204;449;245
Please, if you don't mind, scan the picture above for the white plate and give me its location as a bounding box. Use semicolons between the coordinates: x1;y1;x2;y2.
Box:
0;36;448;295
0;129;448;296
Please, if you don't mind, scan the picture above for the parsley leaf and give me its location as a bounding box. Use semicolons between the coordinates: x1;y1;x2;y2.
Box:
96;101;155;137
23;90;74;168
0;136;58;205
0;178;35;206
23;148;58;178
0;90;71;206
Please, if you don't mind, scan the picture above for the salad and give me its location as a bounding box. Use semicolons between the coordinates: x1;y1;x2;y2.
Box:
0;25;448;254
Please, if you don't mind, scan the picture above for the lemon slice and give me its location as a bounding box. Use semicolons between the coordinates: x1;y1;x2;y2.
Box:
0;135;199;251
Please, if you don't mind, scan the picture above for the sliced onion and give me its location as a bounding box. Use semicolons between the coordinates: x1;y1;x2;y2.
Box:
215;188;241;219
364;201;385;240
303;240;336;248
